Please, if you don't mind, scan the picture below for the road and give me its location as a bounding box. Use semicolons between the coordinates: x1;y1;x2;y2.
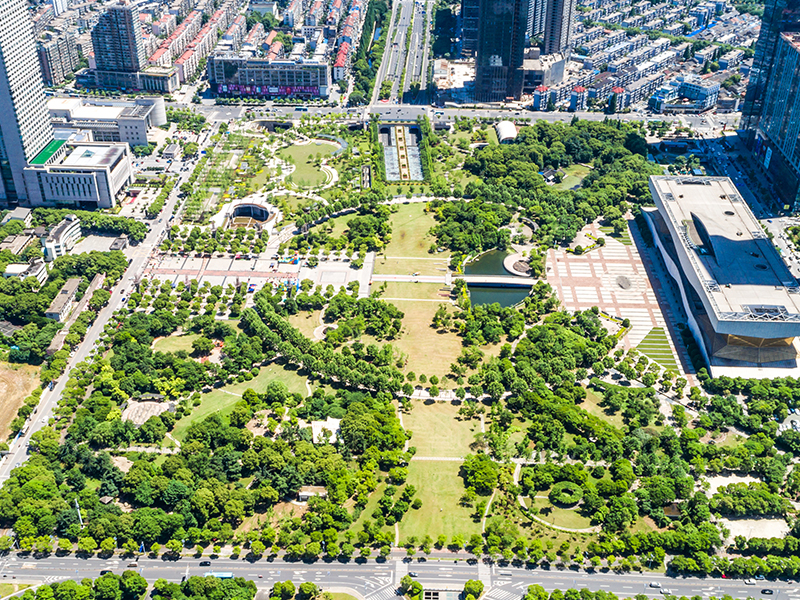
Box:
0;554;791;599
0;130;215;483
401;0;432;101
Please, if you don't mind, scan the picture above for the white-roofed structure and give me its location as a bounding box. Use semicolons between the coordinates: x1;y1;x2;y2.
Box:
495;121;517;144
645;175;800;377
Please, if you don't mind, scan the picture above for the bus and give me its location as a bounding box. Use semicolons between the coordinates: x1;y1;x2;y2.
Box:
204;572;234;579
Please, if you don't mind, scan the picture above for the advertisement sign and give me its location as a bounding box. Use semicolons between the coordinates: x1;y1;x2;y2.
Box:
764;146;773;170
220;83;320;96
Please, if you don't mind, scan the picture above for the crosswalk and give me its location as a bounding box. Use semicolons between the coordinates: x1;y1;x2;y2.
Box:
367;582;400;600
484;588;521;600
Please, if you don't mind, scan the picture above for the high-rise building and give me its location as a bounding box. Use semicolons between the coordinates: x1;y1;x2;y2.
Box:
527;0;546;40
474;0;528;102
38;32;79;85
0;0;55;201
742;0;800;133
543;0;576;54
460;0;479;57
754;32;800;207
91;2;146;73
51;0;68;17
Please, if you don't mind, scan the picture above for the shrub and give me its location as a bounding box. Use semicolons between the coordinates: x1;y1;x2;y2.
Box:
549;481;583;506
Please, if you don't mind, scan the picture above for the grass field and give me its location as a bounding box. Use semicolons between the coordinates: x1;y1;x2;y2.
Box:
398;461;481;540
0;583;30;598
374;257;450;277
382;299;465;379
383;203;444;258
528;497;594;530
323;213;353;238
0;362;40;440
287;310;322;340
599;224;632;246
376;282;452;300
636;327;679;372
580;388;624;428
153;332;200;353
279;142;336;188
172;362;310;440
403;401;480;457
554;164;592;191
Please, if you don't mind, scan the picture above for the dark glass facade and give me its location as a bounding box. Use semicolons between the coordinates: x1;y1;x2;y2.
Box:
742;0;800;133
474;0;528;102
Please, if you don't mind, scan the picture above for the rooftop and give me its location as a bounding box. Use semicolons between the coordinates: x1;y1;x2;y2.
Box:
45;277;81;316
62;145;124;168
651;176;800;321
30;139;67;165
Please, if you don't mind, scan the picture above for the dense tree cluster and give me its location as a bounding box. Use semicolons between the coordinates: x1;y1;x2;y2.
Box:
32;209;147;242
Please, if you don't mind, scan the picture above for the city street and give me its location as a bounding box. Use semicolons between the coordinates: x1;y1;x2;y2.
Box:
0;554;792;600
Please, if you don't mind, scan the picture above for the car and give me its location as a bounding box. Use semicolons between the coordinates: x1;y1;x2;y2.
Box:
649;583;661;588
761;590;774;595
127;563;138;568
745;580;755;585
660;590;672;596
409;572;418;577
100;570;112;575
755;575;766;580
199;561;211;566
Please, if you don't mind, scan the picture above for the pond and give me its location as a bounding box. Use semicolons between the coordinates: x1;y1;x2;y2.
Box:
464;249;530;308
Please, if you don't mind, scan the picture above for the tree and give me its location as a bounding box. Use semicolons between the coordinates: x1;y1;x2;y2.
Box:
150;542;161;556
100;537;116;555
251;540;266;557
360;546;371;559
78;536;98;555
464;580;484;598
191;336;214;356
89;289;112;311
165;539;182;555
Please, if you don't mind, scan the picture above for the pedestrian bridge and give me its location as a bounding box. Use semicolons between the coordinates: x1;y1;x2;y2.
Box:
455;275;536;287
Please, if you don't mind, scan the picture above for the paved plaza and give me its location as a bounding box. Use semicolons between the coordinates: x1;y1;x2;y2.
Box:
546;221;691;376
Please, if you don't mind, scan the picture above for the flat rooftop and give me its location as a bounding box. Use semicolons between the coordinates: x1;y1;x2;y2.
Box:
651;176;800;320
62;145;124;168
70;105;125;121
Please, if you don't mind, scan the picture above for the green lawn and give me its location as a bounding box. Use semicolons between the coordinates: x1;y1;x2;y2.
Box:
382;203;445;258
287;310;322;340
528;497;594;530
153;333;200;353
0;584;30;598
554;164;592;191
173;362;310;440
398;461;481;540
403;401;480;457
374;257;450;277
323;213;352;238
580;388;625;428
279;142;336;188
376;282;452;300
599;224;632;246
381;299;465;380
637;327;679;372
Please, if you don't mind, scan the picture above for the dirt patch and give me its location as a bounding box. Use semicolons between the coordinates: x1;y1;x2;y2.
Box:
703;474;760;495
111;456;134;473
270;501;308;525
0;363;40;440
719;517;790;541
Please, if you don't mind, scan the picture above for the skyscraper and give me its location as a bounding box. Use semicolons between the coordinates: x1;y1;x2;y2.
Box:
742;0;800;134
91;2;146;73
754;32;800;206
460;0;480;57
527;0;546;40
0;0;55;201
474;0;528;102
51;0;68;17
543;0;576;54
